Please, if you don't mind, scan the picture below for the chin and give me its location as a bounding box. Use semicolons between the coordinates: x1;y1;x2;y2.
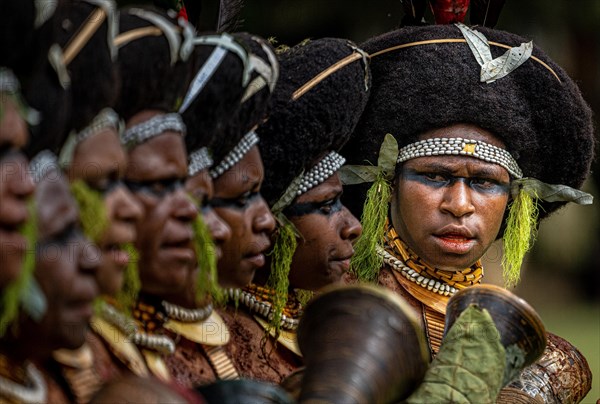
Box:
57;326;89;350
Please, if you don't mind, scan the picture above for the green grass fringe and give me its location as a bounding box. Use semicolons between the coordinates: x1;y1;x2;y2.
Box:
502;189;539;288
350;174;391;282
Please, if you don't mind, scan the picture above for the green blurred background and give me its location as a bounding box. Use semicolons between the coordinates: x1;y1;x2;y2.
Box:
121;0;600;400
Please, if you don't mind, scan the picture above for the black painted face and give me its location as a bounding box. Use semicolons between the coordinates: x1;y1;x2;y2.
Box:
390;123;511;272
212;146;276;288
286;172;362;291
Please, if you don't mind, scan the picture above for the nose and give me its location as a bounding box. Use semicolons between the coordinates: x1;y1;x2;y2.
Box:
203;208;232;245
252;195;276;235
440;181;475;218
172;189;198;223
111;185;143;224
340;207;362;242
8;157;35;199
78;238;101;275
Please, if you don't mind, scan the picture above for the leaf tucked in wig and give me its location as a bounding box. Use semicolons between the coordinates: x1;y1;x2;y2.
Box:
266;219;297;335
192;214;224;305
0;201;38;336
350;173;391;282
70;180;108;243
115;243;140;314
502;189;538;288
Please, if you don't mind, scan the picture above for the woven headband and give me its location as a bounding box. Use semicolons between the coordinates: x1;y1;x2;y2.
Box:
58;108;121;168
271;151;346;214
397;137;523;178
30;150;61;184
188;147;213;177
210;130;259;179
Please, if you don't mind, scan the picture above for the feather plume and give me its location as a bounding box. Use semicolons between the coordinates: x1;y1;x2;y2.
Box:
470;0;506;28
217;0;244;33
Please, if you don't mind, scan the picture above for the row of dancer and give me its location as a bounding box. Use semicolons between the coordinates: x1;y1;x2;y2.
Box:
0;0;595;402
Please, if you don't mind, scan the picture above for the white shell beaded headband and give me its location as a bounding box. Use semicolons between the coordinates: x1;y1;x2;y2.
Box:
121;113;186;150
30;150;60;184
58;108;120;168
210;130;259;179
397;137;523;178
188;147;213;177
179;33;251;114
272;151;346;214
0;68;20;94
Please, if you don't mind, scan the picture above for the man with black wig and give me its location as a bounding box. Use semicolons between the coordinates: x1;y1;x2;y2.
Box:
341;22;595;402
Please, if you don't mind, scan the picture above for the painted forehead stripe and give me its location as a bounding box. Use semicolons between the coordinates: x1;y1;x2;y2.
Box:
397;137;523;179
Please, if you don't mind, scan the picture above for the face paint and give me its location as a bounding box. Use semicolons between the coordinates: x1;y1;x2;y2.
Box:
400;167;510;196
284;195;344;217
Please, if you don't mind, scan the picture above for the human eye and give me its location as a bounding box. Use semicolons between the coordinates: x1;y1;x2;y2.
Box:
234;191;259;208
469;177;508;194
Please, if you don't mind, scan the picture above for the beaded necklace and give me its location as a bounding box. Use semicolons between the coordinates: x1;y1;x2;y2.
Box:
91;300;150;377
0;354;47;404
228;284;304;331
380;223;484;356
380;223;483;296
130;299;176;355
161;300;213;323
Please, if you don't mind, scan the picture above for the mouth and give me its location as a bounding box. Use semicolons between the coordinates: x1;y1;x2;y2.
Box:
243;242;270;269
0;224;28;251
433;229;476;254
243;253;265;269
103;243;131;268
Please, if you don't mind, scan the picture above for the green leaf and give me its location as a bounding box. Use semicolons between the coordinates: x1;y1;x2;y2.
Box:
512;178;593;205
377;134;399;178
339;165;380;185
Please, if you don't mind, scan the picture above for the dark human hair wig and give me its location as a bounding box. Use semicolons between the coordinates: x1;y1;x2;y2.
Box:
53;0;119;132
210;33;277;167
258;38;371;207
0;0;36;76
181;33;247;155
341;24;595;224
23;62;72;158
115;6;193;122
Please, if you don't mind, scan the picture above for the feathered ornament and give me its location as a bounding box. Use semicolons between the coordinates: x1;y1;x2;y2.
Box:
216;0;244;33
429;0;470;24
470;0;506;28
